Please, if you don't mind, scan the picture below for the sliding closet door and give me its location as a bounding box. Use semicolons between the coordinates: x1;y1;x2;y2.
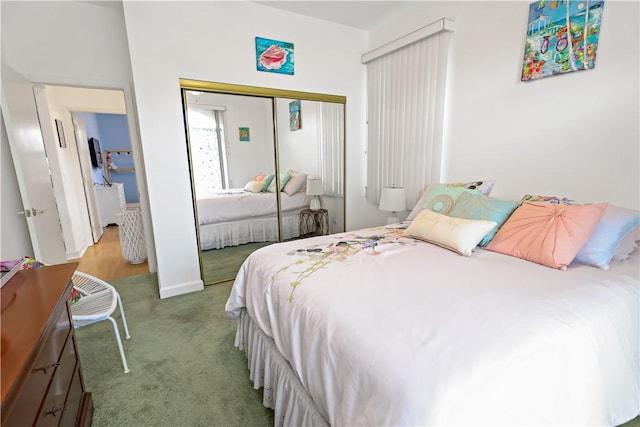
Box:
181;80;346;285
183;90;277;284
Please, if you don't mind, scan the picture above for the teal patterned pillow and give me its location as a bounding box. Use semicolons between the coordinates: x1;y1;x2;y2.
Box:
407;180;495;220
267;172;291;193
261;174;275;192
421;185;481;215
448;192;520;246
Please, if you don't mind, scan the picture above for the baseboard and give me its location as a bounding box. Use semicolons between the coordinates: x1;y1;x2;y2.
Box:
66;246;86;260
159;279;204;299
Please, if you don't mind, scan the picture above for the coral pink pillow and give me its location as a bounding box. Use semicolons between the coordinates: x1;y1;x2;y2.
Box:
485;201;607;270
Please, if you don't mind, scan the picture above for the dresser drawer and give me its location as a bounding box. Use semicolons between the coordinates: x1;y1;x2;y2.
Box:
2;305;71;426
59;365;83;427
36;333;78;426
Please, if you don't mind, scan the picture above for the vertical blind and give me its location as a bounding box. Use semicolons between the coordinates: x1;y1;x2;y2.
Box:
364;21;453;207
318;102;344;197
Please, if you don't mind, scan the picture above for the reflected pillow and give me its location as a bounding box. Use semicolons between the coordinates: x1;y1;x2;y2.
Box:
573;205;640;270
283;172;308;196
267;172;291;193
407;180;495;220
254;173;266;182
243;180;264;193
485;201;607;270
404;209;497;256
261;174;275;192
448;192;520;247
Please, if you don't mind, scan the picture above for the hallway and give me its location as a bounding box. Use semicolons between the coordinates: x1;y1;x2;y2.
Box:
73;225;148;282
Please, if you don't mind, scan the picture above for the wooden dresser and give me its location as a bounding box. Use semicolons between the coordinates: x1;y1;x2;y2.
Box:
1;262;93;426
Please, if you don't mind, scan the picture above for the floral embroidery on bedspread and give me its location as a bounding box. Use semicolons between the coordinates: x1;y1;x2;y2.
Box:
269;226;418;301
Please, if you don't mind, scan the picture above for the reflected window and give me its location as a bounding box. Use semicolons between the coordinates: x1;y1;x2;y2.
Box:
187;106;228;194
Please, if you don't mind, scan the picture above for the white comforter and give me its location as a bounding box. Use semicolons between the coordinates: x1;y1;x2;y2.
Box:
196;190;310;225
226;225;640;426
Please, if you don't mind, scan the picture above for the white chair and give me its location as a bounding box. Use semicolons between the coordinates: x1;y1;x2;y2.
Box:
70;271;131;373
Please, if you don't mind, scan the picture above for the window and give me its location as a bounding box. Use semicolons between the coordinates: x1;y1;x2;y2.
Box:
364;19;453;207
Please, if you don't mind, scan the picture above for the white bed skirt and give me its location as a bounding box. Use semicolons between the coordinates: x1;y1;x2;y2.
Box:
235;309;328;427
200;212;301;250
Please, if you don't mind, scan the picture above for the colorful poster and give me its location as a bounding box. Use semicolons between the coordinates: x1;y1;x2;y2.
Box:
521;0;604;81
239;127;250;142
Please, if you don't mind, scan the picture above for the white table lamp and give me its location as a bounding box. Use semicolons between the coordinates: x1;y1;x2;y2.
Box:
306;178;323;210
379;187;406;224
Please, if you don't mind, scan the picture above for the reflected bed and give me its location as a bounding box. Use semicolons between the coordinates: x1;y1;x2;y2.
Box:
197;190;310;250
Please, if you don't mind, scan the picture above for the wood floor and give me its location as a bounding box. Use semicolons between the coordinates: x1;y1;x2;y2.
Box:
72;225;149;282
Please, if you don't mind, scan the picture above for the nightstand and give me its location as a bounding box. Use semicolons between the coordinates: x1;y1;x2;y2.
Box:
299;209;329;237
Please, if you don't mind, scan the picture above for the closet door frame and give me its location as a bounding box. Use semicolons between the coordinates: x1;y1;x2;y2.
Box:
180;79;346;285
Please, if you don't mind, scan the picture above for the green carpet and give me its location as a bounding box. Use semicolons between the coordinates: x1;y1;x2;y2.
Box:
201;242;271;284
74;273;274;426
75;273;640;427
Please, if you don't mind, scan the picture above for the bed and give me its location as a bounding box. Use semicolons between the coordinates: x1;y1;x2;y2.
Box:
225;223;640;426
197;189;310;250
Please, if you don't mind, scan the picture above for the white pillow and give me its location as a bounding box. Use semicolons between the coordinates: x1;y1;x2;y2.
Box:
404;209;497;256
243;180;264;193
283;172;308;196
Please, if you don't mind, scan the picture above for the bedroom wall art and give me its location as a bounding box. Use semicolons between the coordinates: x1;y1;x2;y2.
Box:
521;0;604;81
239;127;250;142
289;100;301;131
255;36;294;75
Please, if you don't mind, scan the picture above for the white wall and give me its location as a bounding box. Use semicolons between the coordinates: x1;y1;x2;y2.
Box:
369;1;639;209
36;86;93;259
276;99;321;177
122;1;370;298
45;86;129;258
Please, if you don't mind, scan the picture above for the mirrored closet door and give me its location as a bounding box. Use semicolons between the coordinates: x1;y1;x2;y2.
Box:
180;80;346;285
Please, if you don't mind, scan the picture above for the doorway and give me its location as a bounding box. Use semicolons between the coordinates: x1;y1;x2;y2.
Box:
34;84;151;281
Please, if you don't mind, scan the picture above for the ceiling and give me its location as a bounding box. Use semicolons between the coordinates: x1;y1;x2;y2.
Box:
79;1;411;30
253;1;414;30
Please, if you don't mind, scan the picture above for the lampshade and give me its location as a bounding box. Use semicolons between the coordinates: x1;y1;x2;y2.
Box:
379;187;406;224
379;187;406;212
306;178;323;196
306;178;323;210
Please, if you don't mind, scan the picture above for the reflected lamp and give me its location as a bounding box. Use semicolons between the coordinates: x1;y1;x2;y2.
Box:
379;187;406;224
306;178;323;210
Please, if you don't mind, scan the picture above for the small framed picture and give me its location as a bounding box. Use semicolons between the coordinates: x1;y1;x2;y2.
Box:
55;119;67;148
289;100;301;131
239;127;250;142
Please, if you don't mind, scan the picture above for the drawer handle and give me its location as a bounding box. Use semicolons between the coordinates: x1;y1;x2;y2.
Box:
32;362;60;375
44;406;66;417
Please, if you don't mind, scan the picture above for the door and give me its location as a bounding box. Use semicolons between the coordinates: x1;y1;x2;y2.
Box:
71;113;103;243
1;66;67;264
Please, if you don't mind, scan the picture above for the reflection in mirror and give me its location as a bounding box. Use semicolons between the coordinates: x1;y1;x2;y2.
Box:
185;90;279;284
182;82;346;286
275;98;345;234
